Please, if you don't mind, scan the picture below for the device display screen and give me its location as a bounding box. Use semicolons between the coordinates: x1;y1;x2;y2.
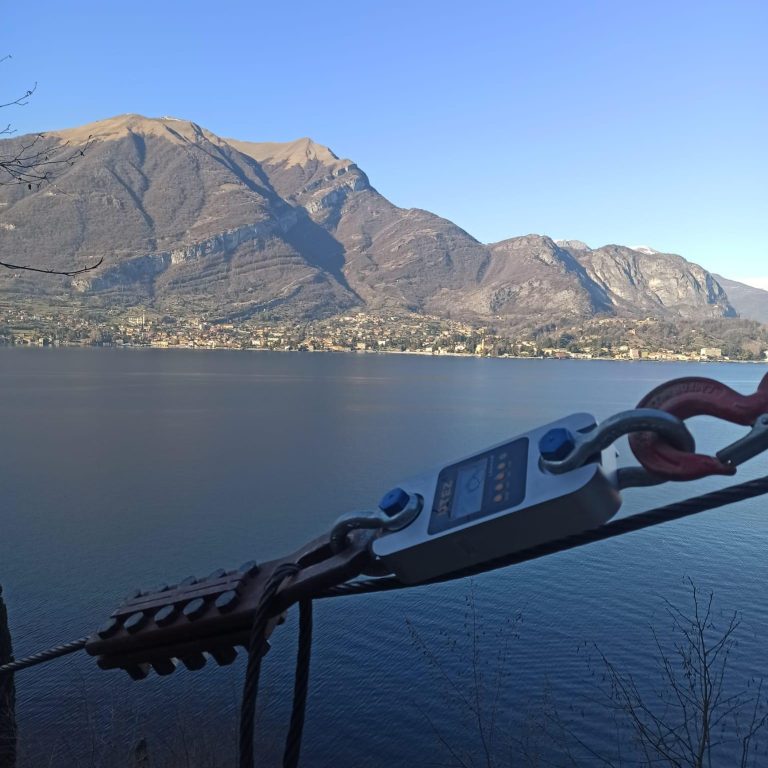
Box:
452;459;487;519
428;437;528;535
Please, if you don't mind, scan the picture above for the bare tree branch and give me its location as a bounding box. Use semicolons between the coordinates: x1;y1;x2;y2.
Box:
0;130;95;187
0;54;100;276
0;81;36;110
0;256;103;277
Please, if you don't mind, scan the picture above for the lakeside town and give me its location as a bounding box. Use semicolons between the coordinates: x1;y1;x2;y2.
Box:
2;304;768;363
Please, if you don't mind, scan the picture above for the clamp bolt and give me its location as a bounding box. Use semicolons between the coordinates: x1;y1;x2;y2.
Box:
125;664;150;681
215;590;239;613
124;612;148;634
151;658;176;676
154;604;178;627
97;617;120;639
183;598;207;620
209;646;238;666
181;653;207;671
539;428;576;462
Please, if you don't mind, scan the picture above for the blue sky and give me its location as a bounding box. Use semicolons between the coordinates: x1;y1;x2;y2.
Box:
2;0;766;285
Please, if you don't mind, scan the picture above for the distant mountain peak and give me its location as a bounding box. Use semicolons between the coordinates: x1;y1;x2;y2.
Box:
49;113;221;148
631;245;659;255
555;239;591;251
226;136;345;170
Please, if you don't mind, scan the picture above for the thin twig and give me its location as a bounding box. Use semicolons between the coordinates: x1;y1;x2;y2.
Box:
0;257;103;277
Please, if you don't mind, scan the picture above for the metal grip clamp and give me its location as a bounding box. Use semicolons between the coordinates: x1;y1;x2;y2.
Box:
86;529;375;679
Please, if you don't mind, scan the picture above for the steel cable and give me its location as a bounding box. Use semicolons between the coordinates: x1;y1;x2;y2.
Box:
239;562;300;768
319;473;768;597
7;473;768;676
283;599;313;768
0;637;88;676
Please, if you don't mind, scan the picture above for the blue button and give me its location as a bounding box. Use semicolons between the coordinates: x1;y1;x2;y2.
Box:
539;427;576;462
379;487;410;516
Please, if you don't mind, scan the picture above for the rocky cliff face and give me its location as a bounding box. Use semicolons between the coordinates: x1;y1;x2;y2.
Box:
0;115;360;318
561;243;735;319
713;276;768;324
469;236;613;324
0;114;742;326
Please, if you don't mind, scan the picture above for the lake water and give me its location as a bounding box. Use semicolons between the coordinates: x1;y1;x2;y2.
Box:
1;349;767;767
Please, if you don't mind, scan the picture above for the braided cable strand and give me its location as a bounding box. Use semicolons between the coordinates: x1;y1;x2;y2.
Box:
283;599;313;768
239;563;300;768
319;473;768;597
0;637;89;676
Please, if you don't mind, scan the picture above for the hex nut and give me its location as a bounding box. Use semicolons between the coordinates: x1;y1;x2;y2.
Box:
124;612;148;634
209;646;238;666
97;617;121;639
183;597;207;620
215;590;239;613
151;658;176;676
181;653;207;671
539;427;576;462
125;664;150;680
154;604;178;627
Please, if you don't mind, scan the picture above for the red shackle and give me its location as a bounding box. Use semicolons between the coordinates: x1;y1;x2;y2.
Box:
629;373;768;481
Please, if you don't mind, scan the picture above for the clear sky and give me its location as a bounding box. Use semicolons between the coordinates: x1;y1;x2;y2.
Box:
2;0;766;285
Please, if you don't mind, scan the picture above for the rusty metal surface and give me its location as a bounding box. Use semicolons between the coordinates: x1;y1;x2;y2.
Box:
86;530;375;679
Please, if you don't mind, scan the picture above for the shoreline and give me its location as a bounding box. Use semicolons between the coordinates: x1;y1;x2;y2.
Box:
1;343;766;364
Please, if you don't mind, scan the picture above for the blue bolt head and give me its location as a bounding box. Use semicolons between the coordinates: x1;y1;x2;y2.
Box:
539;427;576;462
379;487;410;516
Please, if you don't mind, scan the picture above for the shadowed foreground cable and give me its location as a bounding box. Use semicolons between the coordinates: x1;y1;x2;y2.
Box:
239;562;300;768
0;637;88;676
283;599;313;768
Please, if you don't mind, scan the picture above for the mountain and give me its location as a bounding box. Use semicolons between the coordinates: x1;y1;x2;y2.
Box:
0;114;741;327
0;115;361;318
569;244;734;320
714;276;768;324
477;236;613;323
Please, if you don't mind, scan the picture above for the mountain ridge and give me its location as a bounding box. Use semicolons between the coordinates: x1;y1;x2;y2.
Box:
0;114;760;329
713;275;768;324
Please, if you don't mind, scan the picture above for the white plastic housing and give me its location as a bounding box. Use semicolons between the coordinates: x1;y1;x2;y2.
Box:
372;413;621;584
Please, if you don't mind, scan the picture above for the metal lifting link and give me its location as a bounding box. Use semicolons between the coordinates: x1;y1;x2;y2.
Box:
329;490;423;556
630;372;768;480
539;408;695;475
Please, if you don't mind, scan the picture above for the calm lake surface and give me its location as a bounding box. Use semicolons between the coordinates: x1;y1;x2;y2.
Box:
1;349;767;766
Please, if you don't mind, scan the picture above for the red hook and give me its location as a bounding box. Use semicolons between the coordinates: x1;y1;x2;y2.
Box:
629;373;768;480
